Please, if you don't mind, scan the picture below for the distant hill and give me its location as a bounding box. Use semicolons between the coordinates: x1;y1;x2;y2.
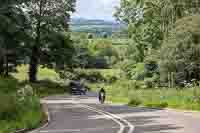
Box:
70;18;120;25
69;18;127;36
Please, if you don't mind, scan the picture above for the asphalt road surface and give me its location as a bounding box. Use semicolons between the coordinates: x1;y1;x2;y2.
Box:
31;92;200;133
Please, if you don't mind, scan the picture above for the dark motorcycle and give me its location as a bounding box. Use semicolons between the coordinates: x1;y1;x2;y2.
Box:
98;88;106;104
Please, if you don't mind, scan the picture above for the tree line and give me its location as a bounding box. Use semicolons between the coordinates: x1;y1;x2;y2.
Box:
115;0;200;87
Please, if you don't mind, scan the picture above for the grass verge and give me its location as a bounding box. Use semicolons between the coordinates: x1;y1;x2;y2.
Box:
86;70;200;111
107;85;200;110
0;77;43;133
0;65;68;133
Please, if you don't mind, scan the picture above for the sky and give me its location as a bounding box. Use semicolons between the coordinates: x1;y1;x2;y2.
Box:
72;0;120;21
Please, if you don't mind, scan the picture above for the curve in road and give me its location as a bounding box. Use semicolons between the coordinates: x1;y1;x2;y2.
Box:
80;104;125;133
81;104;135;133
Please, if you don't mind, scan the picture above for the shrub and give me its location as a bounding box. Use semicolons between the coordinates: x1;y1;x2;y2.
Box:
104;74;118;83
129;80;146;89
75;69;105;82
144;102;168;108
128;97;141;106
59;70;76;80
144;78;154;88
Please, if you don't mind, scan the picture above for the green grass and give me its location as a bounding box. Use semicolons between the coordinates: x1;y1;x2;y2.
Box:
12;65;60;82
12;65;68;97
0;95;44;133
0;77;44;133
0;65;68;133
29;80;69;98
85;68;200;111
108;96;129;104
105;81;200;110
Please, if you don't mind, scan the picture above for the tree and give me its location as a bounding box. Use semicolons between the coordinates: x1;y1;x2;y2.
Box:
0;0;30;76
115;0;200;64
40;32;75;70
24;0;76;82
160;15;200;84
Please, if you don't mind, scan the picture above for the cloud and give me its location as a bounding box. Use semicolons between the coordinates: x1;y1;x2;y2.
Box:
72;0;120;20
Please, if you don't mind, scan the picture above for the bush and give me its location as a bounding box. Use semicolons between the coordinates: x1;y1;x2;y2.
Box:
103;74;118;83
129;80;146;89
128;97;141;106
144;102;168;108
74;69;105;83
144;78;154;88
71;69;121;84
59;70;76;80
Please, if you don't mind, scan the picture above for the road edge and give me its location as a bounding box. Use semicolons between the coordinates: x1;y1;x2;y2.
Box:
108;101;200;114
29;104;51;133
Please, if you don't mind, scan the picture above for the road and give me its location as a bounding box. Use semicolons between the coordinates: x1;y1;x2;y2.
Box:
31;93;200;133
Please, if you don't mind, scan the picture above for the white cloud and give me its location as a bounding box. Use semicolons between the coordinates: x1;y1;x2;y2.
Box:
72;0;120;20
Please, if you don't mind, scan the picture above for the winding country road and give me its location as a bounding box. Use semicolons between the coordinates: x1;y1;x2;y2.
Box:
31;92;200;133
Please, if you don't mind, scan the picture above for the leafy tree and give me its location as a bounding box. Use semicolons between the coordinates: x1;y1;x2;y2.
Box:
0;0;30;76
147;0;200;35
160;15;200;84
115;0;200;65
40;32;75;70
115;0;163;63
24;0;76;82
115;0;200;49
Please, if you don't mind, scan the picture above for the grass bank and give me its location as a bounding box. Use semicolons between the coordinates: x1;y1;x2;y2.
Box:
104;80;200;111
0;65;69;133
0;77;44;133
81;69;200;111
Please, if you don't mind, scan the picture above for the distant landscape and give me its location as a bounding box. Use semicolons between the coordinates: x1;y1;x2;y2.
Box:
69;17;127;36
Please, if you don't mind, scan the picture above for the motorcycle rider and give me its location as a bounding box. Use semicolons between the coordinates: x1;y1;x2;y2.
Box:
98;88;106;104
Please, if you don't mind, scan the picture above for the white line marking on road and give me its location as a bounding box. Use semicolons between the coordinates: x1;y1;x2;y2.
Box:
80;104;125;133
41;100;78;104
40;129;80;133
82;105;135;133
40;126;121;133
37;98;135;133
49;105;84;109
